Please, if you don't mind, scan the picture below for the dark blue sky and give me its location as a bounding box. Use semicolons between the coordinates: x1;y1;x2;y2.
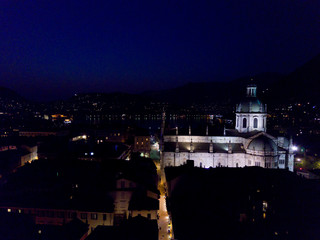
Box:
0;0;319;101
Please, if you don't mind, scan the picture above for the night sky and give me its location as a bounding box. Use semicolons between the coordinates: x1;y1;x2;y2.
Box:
1;0;319;101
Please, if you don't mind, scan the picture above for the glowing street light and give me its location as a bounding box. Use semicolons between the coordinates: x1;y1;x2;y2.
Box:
291;146;298;151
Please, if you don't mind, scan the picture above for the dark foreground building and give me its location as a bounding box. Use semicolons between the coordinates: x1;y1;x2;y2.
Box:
165;164;320;240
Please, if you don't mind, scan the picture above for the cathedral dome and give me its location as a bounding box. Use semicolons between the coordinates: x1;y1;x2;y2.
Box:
236;84;266;113
236;98;266;113
247;135;277;152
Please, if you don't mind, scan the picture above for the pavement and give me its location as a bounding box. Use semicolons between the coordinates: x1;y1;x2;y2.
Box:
158;194;171;240
153;145;173;240
157;164;173;240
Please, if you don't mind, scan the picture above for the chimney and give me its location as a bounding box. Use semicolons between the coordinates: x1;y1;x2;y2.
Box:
175;136;179;153
190;139;194;153
209;140;213;153
228;141;232;154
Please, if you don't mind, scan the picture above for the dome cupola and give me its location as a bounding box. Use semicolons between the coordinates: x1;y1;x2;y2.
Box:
235;83;267;133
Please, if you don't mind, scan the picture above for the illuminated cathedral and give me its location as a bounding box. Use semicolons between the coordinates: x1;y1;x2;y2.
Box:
161;84;294;171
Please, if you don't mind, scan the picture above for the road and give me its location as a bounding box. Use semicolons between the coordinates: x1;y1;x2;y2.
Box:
157;161;173;240
152;144;173;240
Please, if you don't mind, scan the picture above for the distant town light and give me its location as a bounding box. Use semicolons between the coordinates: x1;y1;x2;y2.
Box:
90;152;94;156
7;209;11;213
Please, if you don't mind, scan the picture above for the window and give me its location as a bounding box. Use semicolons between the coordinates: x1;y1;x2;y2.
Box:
147;213;151;219
47;211;54;218
57;212;65;218
121;181;125;188
91;213;98;220
254;118;258;128
243;118;247;128
255;162;260;167
81;213;87;219
68;212;77;219
236;163;239;168
121;191;126;198
103;214;107;221
236;117;239;127
38;211;45;217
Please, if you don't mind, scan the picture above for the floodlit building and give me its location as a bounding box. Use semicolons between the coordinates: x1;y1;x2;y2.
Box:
162;84;294;171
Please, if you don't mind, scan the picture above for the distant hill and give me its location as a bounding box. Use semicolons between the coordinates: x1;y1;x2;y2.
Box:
1;54;319;106
269;53;320;104
0;87;24;101
142;53;320;106
142;72;283;106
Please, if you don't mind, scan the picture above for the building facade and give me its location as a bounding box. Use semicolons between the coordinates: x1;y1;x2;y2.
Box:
162;84;294;172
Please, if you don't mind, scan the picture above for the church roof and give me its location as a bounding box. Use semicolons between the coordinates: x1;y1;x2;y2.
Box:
247;135;277;152
225;129;262;138
163;142;245;153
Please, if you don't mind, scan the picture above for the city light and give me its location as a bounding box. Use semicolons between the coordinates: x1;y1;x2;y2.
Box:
291;146;298;151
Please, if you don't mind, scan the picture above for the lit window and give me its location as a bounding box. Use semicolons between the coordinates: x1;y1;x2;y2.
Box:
91;213;98;220
81;213;87;219
146;138;148;141
136;142;139;145
7;209;11;213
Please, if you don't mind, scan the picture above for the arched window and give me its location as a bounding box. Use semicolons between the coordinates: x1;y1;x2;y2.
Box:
254;118;258;128
243;118;247;128
236;117;239;127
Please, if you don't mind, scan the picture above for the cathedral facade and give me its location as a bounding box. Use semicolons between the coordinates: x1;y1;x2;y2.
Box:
161;84;294;172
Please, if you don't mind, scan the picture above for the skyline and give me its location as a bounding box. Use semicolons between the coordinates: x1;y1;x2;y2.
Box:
1;0;320;101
